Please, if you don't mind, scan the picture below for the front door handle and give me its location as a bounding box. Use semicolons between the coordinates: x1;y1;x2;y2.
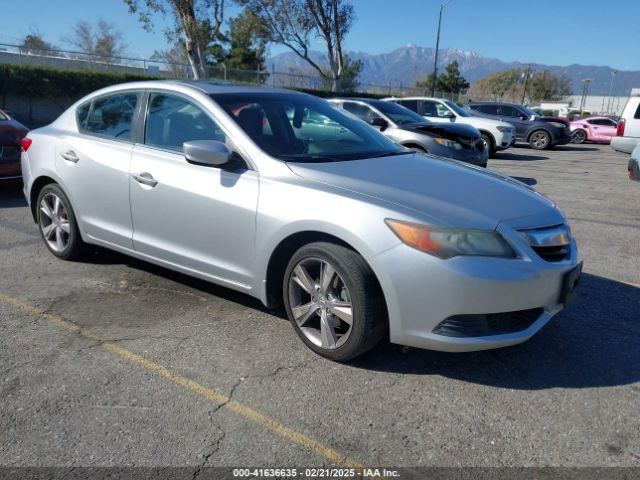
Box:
131;172;158;187
60;150;79;163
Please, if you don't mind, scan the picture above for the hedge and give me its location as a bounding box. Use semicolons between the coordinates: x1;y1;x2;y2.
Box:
0;63;384;103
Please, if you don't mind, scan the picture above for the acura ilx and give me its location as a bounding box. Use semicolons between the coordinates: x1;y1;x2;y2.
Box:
21;81;582;360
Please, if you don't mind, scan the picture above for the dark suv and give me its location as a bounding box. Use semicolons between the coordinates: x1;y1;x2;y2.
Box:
467;102;572;150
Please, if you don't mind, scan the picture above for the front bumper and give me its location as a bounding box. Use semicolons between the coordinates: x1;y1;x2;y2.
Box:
495;131;516;150
552;130;572;146
369;219;580;352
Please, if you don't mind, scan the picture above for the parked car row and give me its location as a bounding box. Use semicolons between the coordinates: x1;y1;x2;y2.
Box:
0;108;28;181
20;80;583;361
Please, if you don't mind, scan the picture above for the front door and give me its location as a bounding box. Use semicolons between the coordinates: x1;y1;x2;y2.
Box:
129;91;259;287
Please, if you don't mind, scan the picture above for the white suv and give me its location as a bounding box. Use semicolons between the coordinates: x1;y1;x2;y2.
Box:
384;97;515;157
611;95;640;154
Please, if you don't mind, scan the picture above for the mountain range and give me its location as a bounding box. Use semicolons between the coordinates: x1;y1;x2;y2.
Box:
267;45;639;96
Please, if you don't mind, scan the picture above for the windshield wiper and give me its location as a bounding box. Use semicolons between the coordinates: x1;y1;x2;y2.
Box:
366;151;413;159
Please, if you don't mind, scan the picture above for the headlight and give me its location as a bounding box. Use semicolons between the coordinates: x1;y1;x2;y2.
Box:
385;219;516;259
433;137;463;150
496;126;511;132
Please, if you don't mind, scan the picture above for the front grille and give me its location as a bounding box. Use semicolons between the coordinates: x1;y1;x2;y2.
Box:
531;244;570;262
433;308;544;337
459;137;485;152
518;224;572;262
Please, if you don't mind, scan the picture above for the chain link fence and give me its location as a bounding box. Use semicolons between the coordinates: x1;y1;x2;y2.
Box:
0;43;467;101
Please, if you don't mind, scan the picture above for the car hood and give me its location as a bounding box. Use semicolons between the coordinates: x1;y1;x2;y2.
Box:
287;153;559;230
402;121;480;139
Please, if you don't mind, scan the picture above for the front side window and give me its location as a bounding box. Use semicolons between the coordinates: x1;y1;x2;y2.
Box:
0;110;8;121
342;102;378;123
497;106;520;118
444;100;470;117
366;100;425;125
211;93;404;162
84;92;139;140
473;104;498;115
145;92;227;152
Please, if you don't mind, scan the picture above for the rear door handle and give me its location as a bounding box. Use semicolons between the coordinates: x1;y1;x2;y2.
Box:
131;172;158;187
60;150;79;163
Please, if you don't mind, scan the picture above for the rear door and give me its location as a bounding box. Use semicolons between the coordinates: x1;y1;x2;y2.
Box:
588;118;617;141
129;90;259;287
55;90;141;249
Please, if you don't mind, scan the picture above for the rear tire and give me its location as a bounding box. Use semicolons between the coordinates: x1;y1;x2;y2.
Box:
36;184;87;260
571;129;587;144
529;130;551;150
283;242;387;361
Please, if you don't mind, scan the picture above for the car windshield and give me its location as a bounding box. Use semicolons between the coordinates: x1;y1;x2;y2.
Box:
444;100;470;117
367;100;426;125
521;105;538;117
211;93;406;162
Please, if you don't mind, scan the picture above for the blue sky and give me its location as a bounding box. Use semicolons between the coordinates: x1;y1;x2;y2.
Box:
1;0;638;70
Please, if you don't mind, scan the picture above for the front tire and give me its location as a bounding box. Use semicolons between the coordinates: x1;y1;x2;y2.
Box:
36;184;86;260
283;242;386;361
481;133;496;158
529;130;551;150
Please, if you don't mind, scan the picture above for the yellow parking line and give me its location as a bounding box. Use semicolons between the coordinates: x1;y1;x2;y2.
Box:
0;293;363;469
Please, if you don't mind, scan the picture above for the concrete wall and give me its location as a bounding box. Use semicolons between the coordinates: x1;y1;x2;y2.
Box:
1;95;69;128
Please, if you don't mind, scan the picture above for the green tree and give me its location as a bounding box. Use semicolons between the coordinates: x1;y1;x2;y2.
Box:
415;61;469;95
527;70;572;102
437;61;469;94
320;54;362;91
224;9;268;71
124;0;227;79
240;0;355;92
20;30;57;54
415;71;439;91
471;69;521;101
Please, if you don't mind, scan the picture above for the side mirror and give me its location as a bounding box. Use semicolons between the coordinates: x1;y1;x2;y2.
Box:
442;110;455;119
370;117;389;131
183;140;231;167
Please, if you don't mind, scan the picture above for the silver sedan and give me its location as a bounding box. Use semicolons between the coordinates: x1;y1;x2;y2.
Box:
21;81;582;361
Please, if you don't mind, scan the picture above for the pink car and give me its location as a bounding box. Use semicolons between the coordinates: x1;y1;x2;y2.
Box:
570;116;618;144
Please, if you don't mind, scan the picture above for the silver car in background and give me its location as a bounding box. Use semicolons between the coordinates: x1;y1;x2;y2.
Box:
21;81;581;361
328;97;489;167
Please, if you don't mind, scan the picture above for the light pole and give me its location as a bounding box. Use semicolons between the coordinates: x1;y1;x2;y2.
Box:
579;78;593;117
521;64;533;104
431;0;453;97
606;70;617;113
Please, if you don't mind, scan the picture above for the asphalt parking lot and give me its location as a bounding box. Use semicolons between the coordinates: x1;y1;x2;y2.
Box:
1;143;639;472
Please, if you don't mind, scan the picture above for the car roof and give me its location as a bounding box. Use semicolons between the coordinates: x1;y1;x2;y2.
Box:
469;101;521;107
93;80;303;96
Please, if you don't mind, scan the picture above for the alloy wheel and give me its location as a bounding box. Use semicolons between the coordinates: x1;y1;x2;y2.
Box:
39;193;70;253
531;132;550;149
288;258;353;350
572;130;587;144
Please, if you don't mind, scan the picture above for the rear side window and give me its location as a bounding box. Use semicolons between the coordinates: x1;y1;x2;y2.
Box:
145;92;227;152
82;92;140;140
397;100;418;112
473;104;498;115
635;103;640;119
76;102;91;131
